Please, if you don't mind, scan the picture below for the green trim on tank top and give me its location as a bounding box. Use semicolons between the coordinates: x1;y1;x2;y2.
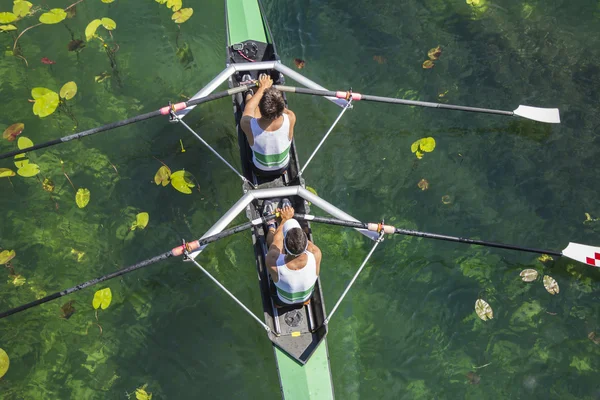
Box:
276;284;315;302
253;146;291;167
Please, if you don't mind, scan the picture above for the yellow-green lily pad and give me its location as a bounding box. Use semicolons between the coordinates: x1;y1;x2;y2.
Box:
171;170;195;194
17;163;40;177
0;24;17;32
131;212;149;230
0;168;15;178
167;0;182;11
39;8;67;24
59;81;77;100
0;12;17;24
0;348;9;379
0;250;16;265
92;288;112;310
14;153;28;168
33;91;60;118
17;136;33;150
101;17;116;30
13;1;32;17
76;188;90;208
85;19;102;41
172;8;193;23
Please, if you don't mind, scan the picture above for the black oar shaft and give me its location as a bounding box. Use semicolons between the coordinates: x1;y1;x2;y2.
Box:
294;213;562;257
273;85;514;117
0;84;255;161
393;228;562;257
0;216;265;320
0;252;173;319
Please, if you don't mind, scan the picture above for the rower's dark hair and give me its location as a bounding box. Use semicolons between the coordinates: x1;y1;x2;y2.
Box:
285;228;307;255
259;88;285;120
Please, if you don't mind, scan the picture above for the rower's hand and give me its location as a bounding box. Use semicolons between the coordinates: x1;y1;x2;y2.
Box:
258;73;273;90
278;205;295;221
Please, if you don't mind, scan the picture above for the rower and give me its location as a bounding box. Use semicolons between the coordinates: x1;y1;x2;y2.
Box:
240;74;297;176
264;199;322;306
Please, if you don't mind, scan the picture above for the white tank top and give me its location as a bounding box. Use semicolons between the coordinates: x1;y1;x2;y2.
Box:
274;251;317;304
249;114;291;171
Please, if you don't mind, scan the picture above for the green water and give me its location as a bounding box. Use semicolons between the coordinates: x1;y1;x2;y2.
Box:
1;0;600;398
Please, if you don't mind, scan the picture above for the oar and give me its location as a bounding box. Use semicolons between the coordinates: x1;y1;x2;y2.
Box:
0;84;257;161
294;213;600;267
274;85;560;124
0;214;275;320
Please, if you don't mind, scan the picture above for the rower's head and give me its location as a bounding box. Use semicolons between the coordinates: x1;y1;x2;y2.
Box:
282;219;308;256
259;88;285;120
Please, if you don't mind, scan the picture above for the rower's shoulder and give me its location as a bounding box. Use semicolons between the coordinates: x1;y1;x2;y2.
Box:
284;109;296;121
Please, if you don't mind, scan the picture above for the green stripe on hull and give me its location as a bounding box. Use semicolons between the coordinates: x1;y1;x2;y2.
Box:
275;341;335;400
227;0;268;45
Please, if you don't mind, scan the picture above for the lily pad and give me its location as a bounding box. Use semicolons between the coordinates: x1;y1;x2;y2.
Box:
76;188;90;208
101;0;115;3
17;163;40;177
0;168;15;178
441;195;452;204
520;269;538;282
17;136;33;150
14;153;28;168
172;8;193;23
419;137;436;152
543;275;559;295
3;123;24;141
101;17;116;30
538;254;553;262
154;165;171;186
410;137;436;158
0;24;17;32
0;348;9;379
92;287;112;310
131;212;149;230
71;248;85;262
0;12;17;24
171;170;195;194
417;179;429;191
135;385;152;400
294;58;306;69
167;0;182;11
33;91;60;118
475;298;493;321
60;300;76;319
422;60;434;69
60;81;77;100
39;8;67;24
31;87;54;100
0;250;16;265
588;331;600;345
428;46;442;61
85;19;103;41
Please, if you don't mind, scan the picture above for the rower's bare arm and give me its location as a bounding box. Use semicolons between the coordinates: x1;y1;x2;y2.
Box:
307;241;322;276
285;109;296;140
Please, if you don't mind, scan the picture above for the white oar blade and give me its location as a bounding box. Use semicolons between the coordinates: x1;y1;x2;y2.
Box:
513;105;560;123
562;242;600;267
